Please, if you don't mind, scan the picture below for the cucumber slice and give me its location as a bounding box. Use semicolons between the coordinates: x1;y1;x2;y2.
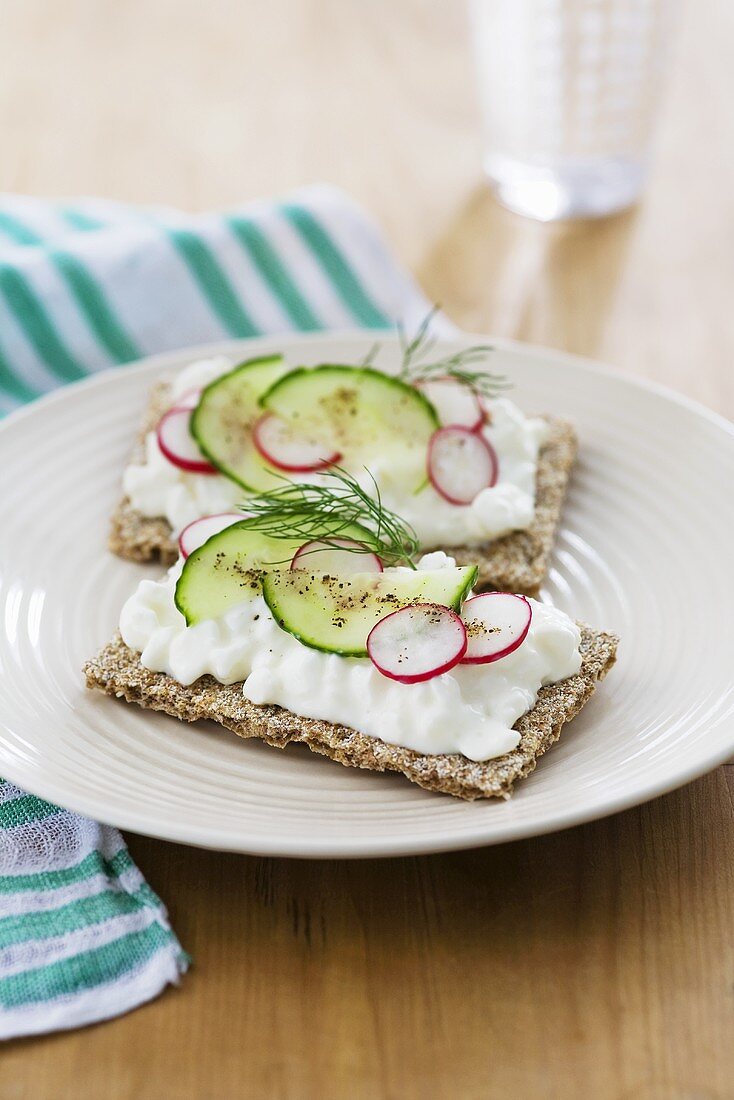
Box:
260;366;439;492
261;566;478;656
190;356;292;491
175;518;377;626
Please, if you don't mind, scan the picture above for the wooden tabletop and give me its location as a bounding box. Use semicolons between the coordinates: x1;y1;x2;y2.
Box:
3;1;734;1096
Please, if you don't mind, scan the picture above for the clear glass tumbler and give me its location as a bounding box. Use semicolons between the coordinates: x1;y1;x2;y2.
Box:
468;0;675;221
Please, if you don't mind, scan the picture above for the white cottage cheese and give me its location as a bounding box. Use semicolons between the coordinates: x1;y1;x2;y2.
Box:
123;357;548;545
120;554;581;763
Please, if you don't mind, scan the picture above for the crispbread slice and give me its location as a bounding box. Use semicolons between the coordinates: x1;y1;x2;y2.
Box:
84;625;617;801
109;382;177;564
109;380;577;593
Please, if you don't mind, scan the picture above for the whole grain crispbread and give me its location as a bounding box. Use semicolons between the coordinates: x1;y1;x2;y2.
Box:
109;380;577;592
84;625;617;800
109;382;177;564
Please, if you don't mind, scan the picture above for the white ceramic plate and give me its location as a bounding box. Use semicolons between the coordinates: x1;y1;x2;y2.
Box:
1;332;733;858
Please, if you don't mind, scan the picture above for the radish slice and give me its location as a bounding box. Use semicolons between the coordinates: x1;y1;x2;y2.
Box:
477;395;493;426
367;603;467;684
172;387;202;412
427;426;498;505
460;592;532;665
156;408;217;474
291;538;383;574
252;413;341;473
416;377;484;431
179;512;245;559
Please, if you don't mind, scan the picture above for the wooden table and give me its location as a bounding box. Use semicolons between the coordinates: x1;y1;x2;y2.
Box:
3;1;734;1096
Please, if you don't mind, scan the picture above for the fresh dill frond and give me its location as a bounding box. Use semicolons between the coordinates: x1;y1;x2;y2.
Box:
398;305;441;371
238;467;420;568
359;341;381;367
397;305;510;400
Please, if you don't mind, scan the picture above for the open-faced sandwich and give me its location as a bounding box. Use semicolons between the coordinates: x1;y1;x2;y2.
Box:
111;321;576;594
88;472;618;799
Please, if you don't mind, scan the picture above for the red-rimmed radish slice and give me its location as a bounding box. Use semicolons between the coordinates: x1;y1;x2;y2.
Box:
477;394;493;426
252;412;341;473
291;538;383;574
172;387;202;411
367;603;467;684
156;408;217;474
460;592;532;665
178;512;244;559
416;377;484;431
427;426;498;505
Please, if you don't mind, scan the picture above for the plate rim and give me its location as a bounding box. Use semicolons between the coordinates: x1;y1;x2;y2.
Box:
4;327;734;444
1;329;733;858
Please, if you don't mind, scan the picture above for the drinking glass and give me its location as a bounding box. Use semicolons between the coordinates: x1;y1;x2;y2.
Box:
468;0;676;220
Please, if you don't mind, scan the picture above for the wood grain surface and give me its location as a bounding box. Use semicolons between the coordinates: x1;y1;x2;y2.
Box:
2;1;734;1097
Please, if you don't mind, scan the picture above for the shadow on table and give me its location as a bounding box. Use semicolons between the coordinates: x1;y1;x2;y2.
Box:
417;184;639;361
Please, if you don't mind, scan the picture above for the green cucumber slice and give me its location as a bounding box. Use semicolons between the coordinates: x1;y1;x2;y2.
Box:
259;366;439;492
261;566;478;656
190;356;292;491
175;518;377;626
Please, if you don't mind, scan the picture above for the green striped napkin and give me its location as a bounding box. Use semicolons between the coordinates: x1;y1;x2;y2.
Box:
0;184;430;415
0;185;431;1038
1;783;188;1039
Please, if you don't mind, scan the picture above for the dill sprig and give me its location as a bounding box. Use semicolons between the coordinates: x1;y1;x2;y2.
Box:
397;306;510;399
237;467;420;568
359;341;380;368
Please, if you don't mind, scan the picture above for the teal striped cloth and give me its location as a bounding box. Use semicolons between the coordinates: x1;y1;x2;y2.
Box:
1;782;188;1039
0;185;430;1038
0;184;429;415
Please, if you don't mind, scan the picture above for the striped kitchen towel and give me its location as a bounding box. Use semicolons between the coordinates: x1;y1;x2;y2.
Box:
0;184;432;415
0;184;433;1038
0;781;188;1039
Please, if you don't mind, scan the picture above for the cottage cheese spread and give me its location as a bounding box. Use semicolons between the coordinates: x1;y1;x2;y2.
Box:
123;357;548;547
119;552;581;763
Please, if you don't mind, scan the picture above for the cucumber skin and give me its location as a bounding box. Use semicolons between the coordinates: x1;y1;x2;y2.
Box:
192;360;439;495
260;364;439;496
260;365;440;499
190;355;287;491
174;517;379;627
259;363;440;430
261;565;478;657
453;565;478;608
174;519;261;625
